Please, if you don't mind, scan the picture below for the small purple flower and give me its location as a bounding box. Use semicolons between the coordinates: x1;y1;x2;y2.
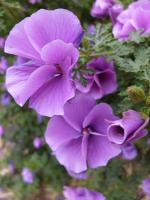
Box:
91;0;115;18
5;9;84;117
0;126;4;137
63;186;106;200
45;94;121;174
21;167;33;184
0;93;11;106
75;56;117;99
107;110;149;145
0;57;8;74
122;143;137;160
8;161;15;174
33;137;44;149
0;37;5;49
87;25;96;35
29;0;42;4
142;178;150;198
113;0;150;40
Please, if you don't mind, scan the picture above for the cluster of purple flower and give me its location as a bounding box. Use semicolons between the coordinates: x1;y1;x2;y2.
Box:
91;0;150;40
3;0;150;198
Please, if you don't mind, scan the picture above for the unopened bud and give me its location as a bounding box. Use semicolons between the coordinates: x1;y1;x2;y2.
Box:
127;86;145;103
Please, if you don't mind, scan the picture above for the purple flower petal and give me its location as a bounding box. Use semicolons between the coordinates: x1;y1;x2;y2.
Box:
45;116;81;151
63;94;95;131
54;137;87;173
83;103;118;134
63;186;106;200
122;143;137;160
87;135;121;168
29;74;75;116
24;9;83;52
5;18;40;60
6;64;56;106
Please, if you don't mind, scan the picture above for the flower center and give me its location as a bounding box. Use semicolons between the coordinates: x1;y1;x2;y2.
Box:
54;64;63;77
82;127;91;135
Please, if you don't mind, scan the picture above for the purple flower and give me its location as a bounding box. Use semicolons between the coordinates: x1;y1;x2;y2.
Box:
29;0;42;4
33;137;44;149
45;94;121;174
0;57;8;74
87;25;96;35
0;37;5;49
75;56;117;99
142;178;150;198
91;0;115;18
122;143;137;160
0;93;11;106
0;126;4;137
113;0;150;40
107;110;149;145
21;167;33;184
63;186;106;200
5;9;83;117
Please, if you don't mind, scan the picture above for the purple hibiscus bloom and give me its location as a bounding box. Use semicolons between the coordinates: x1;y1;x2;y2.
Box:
33;137;44;149
122;143;137;160
113;0;150;40
0;56;8;74
21;167;33;184
63;186;106;200
142;178;150;198
75;56;117;99
107;110;149;145
5;9;83;117
45;94;121;174
91;0;115;18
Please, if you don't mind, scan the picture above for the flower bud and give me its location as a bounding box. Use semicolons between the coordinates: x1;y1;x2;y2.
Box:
127;86;145;103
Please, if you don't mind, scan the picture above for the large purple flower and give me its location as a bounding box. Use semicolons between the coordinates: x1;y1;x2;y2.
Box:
113;0;150;40
5;9;83;117
63;186;106;200
75;56;117;99
45;94;121;173
107;110;149;145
